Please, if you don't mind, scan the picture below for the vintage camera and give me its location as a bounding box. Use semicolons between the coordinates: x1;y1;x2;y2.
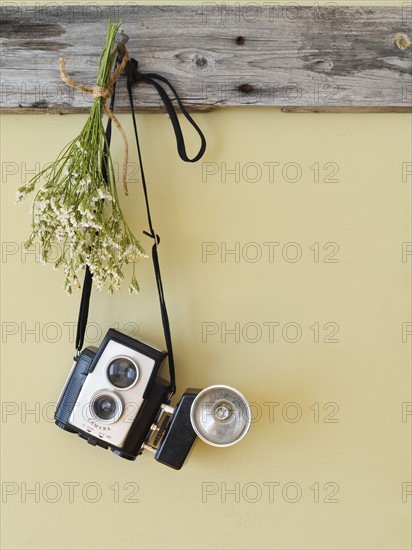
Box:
55;329;251;469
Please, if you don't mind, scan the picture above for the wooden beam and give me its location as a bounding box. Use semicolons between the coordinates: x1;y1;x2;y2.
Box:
1;4;411;113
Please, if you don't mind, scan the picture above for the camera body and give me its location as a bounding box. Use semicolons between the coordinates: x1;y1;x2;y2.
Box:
55;329;199;467
56;329;251;469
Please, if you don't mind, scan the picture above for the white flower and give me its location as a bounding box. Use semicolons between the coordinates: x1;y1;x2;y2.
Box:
16;119;147;294
15;190;25;204
128;275;140;294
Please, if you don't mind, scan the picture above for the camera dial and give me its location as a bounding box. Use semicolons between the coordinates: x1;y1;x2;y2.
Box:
106;356;139;389
90;391;123;424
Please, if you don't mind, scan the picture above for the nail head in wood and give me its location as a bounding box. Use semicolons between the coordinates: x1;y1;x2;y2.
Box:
236;36;245;45
239;84;253;94
116;29;129;58
395;33;411;50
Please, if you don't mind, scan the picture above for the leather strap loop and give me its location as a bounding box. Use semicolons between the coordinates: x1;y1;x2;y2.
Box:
126;59;206;163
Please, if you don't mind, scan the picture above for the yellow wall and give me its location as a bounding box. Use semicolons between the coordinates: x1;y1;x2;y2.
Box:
1;2;411;549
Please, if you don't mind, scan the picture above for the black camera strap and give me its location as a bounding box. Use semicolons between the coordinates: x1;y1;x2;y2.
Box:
124;58;206;396
75;56;206;398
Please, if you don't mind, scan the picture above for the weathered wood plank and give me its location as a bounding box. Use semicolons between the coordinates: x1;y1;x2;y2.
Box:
0;4;411;113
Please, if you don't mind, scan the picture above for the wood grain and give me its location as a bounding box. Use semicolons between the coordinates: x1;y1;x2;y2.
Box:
0;4;411;113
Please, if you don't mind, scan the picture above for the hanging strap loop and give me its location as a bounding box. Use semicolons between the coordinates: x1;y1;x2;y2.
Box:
126;58;206;163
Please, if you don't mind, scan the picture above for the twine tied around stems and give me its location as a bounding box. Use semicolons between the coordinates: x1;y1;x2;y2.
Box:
58;47;130;195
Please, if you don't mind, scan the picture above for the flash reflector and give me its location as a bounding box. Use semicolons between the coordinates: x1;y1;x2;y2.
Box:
190;385;251;447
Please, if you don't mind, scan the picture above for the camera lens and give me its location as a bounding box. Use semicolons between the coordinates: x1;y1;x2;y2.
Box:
107;357;138;389
92;394;120;422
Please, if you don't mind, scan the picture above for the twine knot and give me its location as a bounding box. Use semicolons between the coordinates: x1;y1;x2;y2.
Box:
92;85;113;100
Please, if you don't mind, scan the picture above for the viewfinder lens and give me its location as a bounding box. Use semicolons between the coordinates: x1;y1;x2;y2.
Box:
107;357;138;389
